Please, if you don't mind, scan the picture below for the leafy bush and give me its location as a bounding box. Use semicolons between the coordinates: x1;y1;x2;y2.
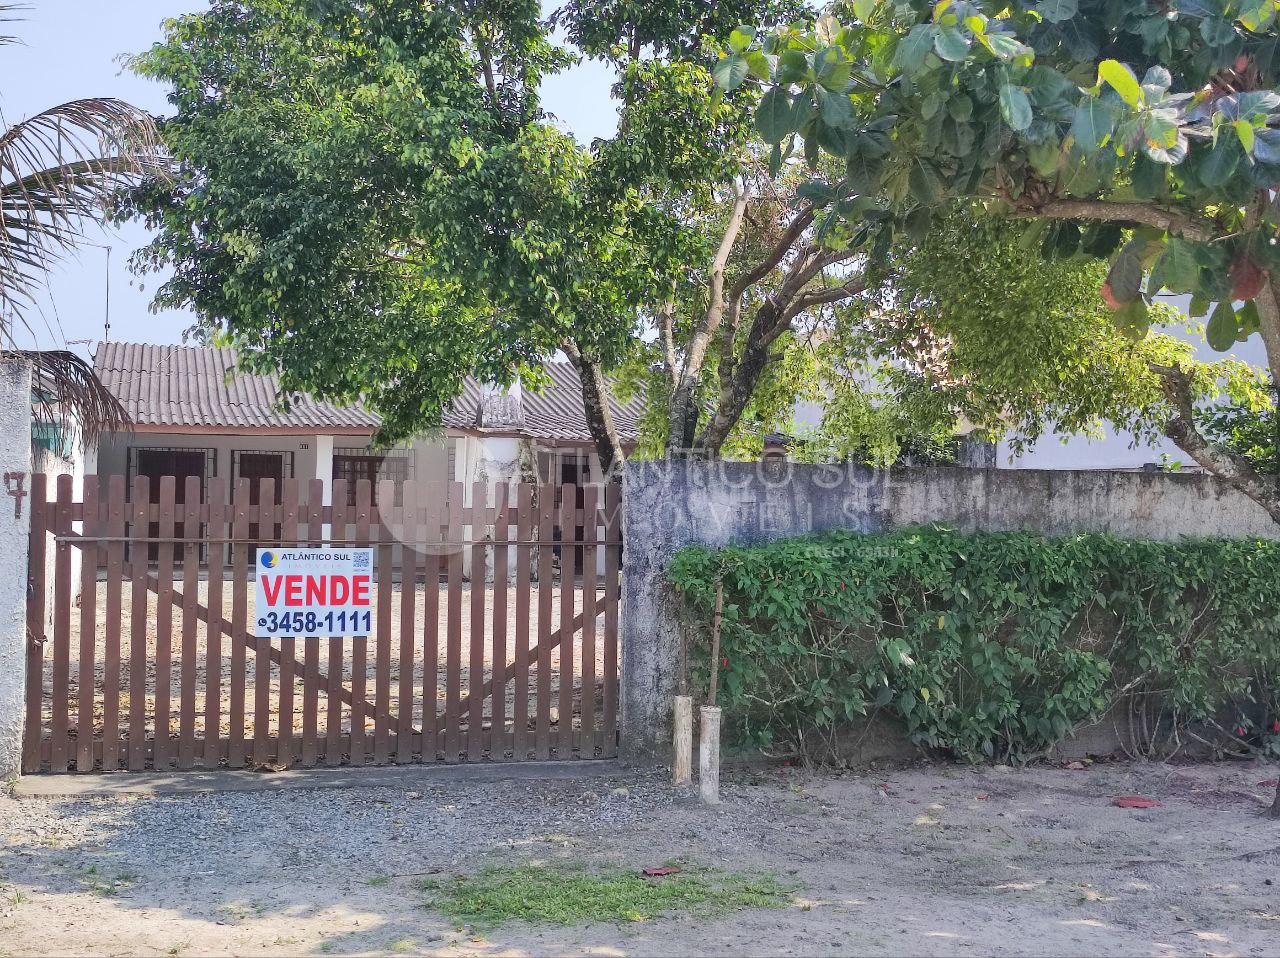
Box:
668;528;1280;763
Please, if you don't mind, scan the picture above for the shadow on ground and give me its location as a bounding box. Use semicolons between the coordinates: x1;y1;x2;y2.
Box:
1;760;1278;957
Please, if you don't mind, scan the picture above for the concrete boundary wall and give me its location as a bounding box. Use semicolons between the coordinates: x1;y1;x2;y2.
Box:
0;359;32;779
619;458;1280;760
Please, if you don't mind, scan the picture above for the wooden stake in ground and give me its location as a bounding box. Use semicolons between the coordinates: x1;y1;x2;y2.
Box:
699;580;724;805
707;580;723;706
673;582;694;786
699;704;722;804
672;695;692;786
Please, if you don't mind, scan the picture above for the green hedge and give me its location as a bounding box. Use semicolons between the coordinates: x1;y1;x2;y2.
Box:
668;528;1280;763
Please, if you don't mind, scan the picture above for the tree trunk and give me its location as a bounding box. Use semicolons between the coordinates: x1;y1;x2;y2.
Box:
1271;779;1280;818
1153;363;1280;525
693;301;783;457
561;343;625;480
666;379;702;457
1254;278;1280;405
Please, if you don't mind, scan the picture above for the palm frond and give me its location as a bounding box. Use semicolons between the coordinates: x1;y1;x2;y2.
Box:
0;4;26;46
6;348;128;445
0;97;170;341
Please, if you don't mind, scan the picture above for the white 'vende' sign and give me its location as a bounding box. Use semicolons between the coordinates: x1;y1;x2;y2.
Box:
254;548;374;638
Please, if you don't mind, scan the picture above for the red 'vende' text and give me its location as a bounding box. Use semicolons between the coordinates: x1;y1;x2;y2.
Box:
259;574;371;607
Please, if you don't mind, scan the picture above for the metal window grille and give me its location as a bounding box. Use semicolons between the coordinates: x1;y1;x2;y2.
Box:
333;447;412;504
126;446;217;497
230;449;296;485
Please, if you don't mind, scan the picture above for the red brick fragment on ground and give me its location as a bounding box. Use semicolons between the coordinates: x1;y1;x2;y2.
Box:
1112;795;1162;809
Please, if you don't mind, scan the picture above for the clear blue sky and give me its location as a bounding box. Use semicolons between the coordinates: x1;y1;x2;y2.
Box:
1;1;618;356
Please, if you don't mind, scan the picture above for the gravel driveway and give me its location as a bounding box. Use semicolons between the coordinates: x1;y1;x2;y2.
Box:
2;759;1278;956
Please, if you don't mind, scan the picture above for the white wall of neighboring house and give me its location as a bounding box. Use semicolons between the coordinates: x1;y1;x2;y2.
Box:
999;298;1269;471
994;430;1188;471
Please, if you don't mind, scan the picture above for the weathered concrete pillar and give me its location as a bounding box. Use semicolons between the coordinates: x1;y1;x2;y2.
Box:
0;358;32;778
465;436;522;581
313;434;334;506
618;460;700;762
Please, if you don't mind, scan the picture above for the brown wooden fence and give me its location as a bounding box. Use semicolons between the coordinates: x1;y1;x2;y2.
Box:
23;474;621;773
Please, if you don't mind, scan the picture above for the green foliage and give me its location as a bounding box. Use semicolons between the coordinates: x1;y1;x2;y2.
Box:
1200;396;1280;473
670;528;1280;763
125;0;780;444
715;0;1280;347
420;864;790;927
829;207;1266;455
786;379;963;466
553;0;810;63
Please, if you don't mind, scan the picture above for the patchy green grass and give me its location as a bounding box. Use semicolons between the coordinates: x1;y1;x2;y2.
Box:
79;866;137;897
420;862;790;928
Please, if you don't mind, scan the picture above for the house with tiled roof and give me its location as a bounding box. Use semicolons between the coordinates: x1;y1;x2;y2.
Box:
90;342;643;511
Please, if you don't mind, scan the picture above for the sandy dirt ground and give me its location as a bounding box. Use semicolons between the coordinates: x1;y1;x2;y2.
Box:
42;580;610;764
2;759;1278;957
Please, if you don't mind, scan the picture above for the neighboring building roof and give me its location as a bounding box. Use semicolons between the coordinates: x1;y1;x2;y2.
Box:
92;341;642;443
440;361;643;443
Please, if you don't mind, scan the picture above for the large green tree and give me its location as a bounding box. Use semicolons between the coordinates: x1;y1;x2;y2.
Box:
719;0;1280;812
715;0;1280;519
131;0;923;471
805;207;1268;467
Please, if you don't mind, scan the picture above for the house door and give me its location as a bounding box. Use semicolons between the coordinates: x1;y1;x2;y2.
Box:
237;452;285;544
136;448;206;561
557;452;591;574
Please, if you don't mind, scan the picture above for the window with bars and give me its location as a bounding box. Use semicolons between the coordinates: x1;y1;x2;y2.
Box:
127;446;217;495
333;448;412;504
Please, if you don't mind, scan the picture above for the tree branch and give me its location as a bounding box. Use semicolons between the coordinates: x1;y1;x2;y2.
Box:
1254;277;1280;390
783;277;870;323
666;180;749;455
693;257;869;457
727;204;816;302
1012;198;1212;241
657;299;678;387
1151;361;1280;524
708;201;827;397
705;180;749;344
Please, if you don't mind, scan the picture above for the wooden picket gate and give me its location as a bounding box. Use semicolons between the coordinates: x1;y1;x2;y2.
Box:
23;474;621;773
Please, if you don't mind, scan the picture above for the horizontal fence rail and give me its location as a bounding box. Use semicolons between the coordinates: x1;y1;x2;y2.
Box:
24;475;621;774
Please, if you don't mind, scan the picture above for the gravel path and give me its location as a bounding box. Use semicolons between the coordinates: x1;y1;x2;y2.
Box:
2;759;1278;956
